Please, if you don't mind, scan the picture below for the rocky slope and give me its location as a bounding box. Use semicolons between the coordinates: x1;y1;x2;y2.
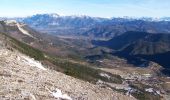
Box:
0;36;135;100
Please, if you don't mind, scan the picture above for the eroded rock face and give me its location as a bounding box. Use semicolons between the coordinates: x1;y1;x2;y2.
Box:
0;47;135;100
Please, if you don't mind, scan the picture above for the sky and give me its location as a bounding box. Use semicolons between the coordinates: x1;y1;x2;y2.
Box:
0;0;170;18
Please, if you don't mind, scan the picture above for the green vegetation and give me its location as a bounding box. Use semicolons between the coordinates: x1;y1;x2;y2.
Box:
0;32;44;60
130;84;162;100
10;37;45;60
46;56;122;84
132;91;161;100
1;32;122;84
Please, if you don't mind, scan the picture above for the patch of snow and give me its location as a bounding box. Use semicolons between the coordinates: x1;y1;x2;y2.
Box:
100;73;111;79
21;56;47;70
96;60;103;63
143;74;152;78
50;13;59;18
16;23;34;38
96;80;104;85
145;88;154;93
51;88;72;100
126;87;133;96
156;90;161;95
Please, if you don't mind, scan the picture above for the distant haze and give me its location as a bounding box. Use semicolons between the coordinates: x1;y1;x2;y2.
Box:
0;0;170;18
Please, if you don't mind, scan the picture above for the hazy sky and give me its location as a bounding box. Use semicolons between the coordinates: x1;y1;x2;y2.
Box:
0;0;170;18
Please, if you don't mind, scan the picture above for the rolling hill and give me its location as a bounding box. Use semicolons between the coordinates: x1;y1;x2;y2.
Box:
93;31;170;55
93;31;170;75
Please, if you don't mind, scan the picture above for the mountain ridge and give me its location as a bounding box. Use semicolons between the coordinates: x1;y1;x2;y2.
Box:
93;31;170;55
93;31;170;76
2;14;170;39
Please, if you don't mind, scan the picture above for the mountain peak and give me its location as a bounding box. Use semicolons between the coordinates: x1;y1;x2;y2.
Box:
4;20;17;25
49;13;60;18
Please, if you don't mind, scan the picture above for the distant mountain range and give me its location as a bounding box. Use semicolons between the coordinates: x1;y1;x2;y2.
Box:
83;19;170;39
22;14;106;28
2;14;170;38
16;14;107;35
24;15;170;38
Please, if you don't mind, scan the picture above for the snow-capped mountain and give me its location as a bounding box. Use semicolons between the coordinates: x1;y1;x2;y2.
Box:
110;17;170;22
10;14;170;38
21;14;107;28
17;14;107;35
